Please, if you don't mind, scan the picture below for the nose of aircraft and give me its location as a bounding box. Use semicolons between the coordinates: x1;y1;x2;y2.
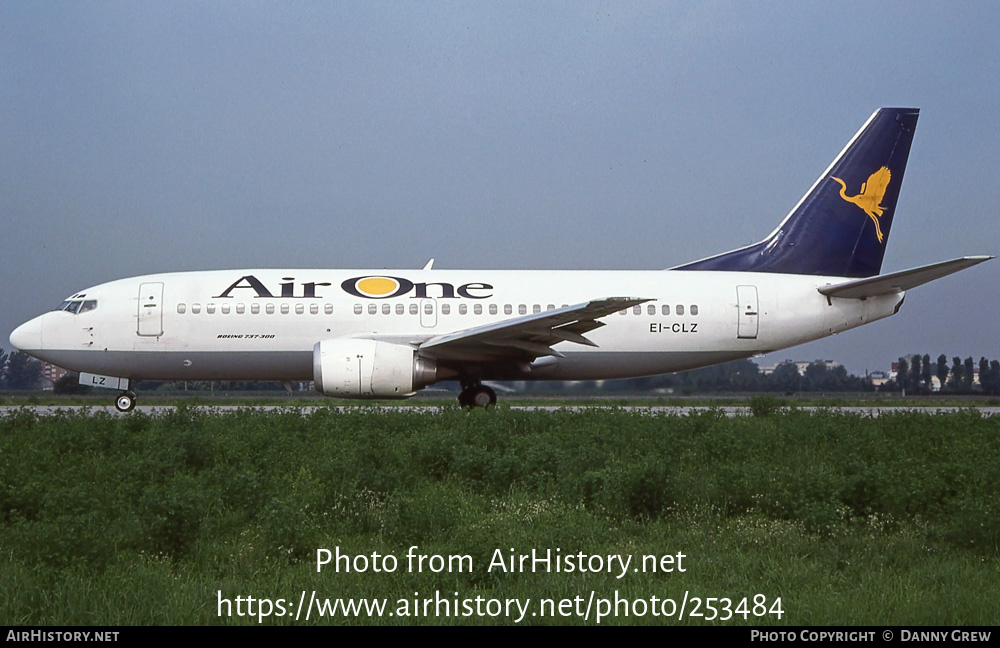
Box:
9;317;42;352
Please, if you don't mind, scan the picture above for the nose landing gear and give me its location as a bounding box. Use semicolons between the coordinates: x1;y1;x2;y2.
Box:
114;390;137;412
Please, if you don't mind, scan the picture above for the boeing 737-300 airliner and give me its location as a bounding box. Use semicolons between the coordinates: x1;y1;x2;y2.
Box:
9;108;993;410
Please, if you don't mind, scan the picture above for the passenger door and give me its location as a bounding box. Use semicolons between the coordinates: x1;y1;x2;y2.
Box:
137;282;164;336
737;285;759;339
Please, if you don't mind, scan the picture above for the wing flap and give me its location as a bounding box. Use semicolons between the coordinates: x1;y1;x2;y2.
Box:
419;297;651;361
547;327;601;347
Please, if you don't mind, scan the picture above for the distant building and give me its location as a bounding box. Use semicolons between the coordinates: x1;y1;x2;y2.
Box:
868;371;890;387
760;359;840;376
39;362;68;388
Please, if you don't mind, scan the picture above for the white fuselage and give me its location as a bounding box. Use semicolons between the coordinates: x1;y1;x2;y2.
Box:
13;268;903;384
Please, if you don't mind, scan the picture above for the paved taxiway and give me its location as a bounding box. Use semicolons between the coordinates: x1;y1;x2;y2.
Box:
2;405;998;417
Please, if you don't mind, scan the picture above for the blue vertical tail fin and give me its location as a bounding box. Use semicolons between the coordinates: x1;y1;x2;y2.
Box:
674;108;919;278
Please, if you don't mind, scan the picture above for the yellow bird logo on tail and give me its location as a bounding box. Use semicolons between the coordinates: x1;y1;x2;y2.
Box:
831;166;892;243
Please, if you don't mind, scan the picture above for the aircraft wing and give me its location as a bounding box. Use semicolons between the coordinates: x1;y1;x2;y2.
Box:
418;297;653;361
818;256;993;299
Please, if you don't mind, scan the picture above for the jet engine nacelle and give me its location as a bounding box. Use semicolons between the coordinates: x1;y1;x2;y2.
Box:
312;339;437;399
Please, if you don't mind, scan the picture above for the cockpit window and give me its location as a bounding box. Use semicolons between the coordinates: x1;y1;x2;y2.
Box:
55;299;98;314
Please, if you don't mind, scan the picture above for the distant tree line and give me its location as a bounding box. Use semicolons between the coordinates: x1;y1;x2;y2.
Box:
2;346;998;395
0;348;42;390
520;354;1000;395
516;358;875;395
887;354;1000;395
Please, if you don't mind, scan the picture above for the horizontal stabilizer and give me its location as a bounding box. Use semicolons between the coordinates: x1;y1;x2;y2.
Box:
818;256;993;299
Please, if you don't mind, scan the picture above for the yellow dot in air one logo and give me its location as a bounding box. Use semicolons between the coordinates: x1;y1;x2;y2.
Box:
355;277;400;298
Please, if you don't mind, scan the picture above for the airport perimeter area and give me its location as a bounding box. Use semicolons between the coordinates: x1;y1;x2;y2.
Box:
1;405;997;625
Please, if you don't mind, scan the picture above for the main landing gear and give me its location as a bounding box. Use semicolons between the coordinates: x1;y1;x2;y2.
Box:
114;390;138;412
458;382;497;408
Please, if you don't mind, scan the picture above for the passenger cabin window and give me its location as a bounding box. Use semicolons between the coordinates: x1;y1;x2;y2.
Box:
192;304;201;314
691;305;699;316
504;304;512;315
354;304;363;315
207;304;216;314
632;305;641;315
676;305;684;315
281;304;289;314
325;304;334;315
251;304;260;314
368;304;377;315
474;304;483;315
662;305;670;315
236;304;245;314
395;304;404;315
647;305;655;315
409;304;418;315
459;304;467;315
177;303;186;314
222;304;231;314
441;303;451;315
382;304;390;315
267;304;275;315
489;304;498;315
310;304;318;315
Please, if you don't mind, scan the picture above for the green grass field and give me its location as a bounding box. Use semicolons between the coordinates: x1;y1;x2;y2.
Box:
1;406;997;625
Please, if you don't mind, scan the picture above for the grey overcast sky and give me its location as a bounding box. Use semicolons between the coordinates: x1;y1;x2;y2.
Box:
2;1;997;376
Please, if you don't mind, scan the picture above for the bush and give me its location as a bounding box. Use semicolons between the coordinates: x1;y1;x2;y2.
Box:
53;374;92;395
748;395;785;417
